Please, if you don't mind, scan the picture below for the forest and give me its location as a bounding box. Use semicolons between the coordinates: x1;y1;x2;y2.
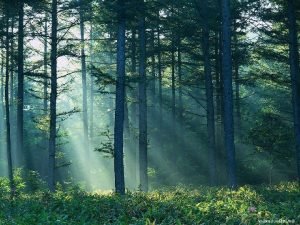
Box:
0;0;300;224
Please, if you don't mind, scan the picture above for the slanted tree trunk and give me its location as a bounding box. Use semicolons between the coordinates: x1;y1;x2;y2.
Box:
287;0;300;183
202;1;216;186
138;0;148;192
17;0;25;168
79;0;89;152
114;0;126;195
5;11;15;198
221;0;236;188
48;0;58;192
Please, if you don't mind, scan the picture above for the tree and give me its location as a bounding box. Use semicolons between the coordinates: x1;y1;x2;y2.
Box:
114;0;126;195
287;0;300;183
201;0;216;186
79;0;89;152
17;0;25;169
221;0;236;188
4;3;15;197
48;0;58;192
138;0;148;192
43;12;48;114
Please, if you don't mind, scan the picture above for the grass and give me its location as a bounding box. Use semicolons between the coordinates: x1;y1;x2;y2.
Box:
0;181;299;225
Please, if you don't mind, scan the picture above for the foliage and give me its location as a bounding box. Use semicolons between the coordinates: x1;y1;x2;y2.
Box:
0;182;299;225
95;128;114;158
248;111;294;161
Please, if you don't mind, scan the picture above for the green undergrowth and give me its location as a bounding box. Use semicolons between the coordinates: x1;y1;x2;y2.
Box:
0;181;299;225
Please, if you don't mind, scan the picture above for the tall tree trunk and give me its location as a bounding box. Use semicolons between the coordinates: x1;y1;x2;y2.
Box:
44;15;48;114
9;16;16;168
131;29;137;74
177;38;183;122
42;14;49;178
114;0;126;195
157;16;163;149
129;28;138;188
108;31;115;124
124;92;130;137
79;0;89;152
221;0;236;188
151;29;156;100
48;0;58;192
0;40;4;148
215;30;222;130
5;11;15;198
233;22;241;133
1;39;4;110
17;0;25;168
287;0;300;183
171;34;176;125
202;3;216;186
89;25;94;142
138;0;148;192
177;36;185;173
215;27;226;184
10;16;14;109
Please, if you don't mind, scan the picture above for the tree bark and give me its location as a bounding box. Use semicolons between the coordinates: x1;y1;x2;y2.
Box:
9;16;16;167
17;0;25;168
138;0;148;192
5;11;15;198
221;0;237;188
157;16;163;149
129;28;138;188
1;39;4;111
79;0;89;152
42;13;49;179
10;16;14;109
177;38;183;122
202;2;216;186
89;25;94;142
48;0;58;192
287;0;300;183
171;34;176;125
114;0;126;195
0;39;4;148
44;15;48;114
151;29;156;100
233;22;241;133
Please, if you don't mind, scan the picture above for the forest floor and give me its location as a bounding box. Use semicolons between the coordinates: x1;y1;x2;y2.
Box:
0;182;299;225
